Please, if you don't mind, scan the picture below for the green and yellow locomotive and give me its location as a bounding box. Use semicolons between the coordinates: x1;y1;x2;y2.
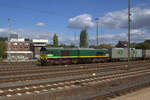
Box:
40;47;109;65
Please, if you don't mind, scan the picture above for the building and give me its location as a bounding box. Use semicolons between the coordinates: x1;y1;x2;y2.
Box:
7;38;33;60
116;41;128;48
6;38;48;60
31;39;48;58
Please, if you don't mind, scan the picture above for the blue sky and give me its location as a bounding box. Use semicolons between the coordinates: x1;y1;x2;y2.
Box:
0;0;150;45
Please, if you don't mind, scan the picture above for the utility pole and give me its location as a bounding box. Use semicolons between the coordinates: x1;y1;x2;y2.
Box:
8;18;11;64
128;0;131;70
74;32;76;47
95;18;99;48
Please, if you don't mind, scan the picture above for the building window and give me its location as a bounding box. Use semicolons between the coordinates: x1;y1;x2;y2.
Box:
25;43;29;45
13;43;17;45
13;46;17;50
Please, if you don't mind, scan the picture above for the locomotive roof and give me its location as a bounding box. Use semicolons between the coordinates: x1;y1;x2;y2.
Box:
43;47;108;51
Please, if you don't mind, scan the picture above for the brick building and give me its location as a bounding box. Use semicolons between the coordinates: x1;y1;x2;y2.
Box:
7;38;33;60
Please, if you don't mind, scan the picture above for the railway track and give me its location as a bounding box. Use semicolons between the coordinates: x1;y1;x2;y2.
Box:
0;61;150;100
1;61;150;76
0;60;149;76
0;65;150;99
1;62;150;83
0;60;148;70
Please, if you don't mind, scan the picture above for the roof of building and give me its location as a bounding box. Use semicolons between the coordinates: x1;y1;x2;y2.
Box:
116;41;128;48
32;39;48;43
10;38;25;42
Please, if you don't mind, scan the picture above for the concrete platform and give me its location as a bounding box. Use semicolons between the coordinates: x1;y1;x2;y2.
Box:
111;87;150;100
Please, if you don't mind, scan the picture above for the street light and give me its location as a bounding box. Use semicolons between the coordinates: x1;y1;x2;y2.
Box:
8;18;11;64
95;18;99;48
128;0;131;70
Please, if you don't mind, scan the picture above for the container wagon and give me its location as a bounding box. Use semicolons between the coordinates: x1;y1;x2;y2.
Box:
109;48;142;61
142;50;150;59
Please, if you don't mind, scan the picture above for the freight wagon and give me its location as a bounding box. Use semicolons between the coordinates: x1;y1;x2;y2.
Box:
109;48;142;61
142;50;150;59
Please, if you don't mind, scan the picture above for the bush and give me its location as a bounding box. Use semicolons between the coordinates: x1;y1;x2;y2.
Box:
0;41;7;59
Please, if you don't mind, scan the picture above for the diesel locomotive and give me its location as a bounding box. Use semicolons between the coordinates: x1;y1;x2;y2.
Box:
40;47;109;65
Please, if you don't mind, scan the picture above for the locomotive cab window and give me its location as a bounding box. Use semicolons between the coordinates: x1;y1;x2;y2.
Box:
96;52;104;56
40;48;47;54
40;50;46;54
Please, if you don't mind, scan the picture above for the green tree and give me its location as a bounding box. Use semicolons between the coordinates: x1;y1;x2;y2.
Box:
80;29;88;48
53;34;58;47
0;41;7;59
135;42;150;49
144;39;150;44
135;39;150;49
59;44;66;48
89;44;114;49
99;44;115;49
89;45;97;48
0;37;7;42
68;44;76;48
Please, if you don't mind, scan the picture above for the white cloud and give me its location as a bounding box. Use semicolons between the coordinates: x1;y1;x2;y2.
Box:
0;28;8;32
0;28;8;37
13;29;55;40
99;7;150;29
58;29;150;46
68;14;94;29
89;29;150;45
0;28;56;43
35;22;45;27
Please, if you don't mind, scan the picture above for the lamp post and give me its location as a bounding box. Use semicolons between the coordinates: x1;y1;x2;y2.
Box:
128;0;131;70
95;18;99;48
8;18;11;64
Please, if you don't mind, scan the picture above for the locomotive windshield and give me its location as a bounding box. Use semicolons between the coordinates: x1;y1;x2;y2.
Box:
40;47;47;54
40;50;46;54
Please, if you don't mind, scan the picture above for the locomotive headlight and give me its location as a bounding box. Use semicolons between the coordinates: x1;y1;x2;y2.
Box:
40;57;42;59
47;54;53;57
105;53;109;57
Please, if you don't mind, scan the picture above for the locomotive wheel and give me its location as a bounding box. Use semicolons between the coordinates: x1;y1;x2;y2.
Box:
41;60;47;66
